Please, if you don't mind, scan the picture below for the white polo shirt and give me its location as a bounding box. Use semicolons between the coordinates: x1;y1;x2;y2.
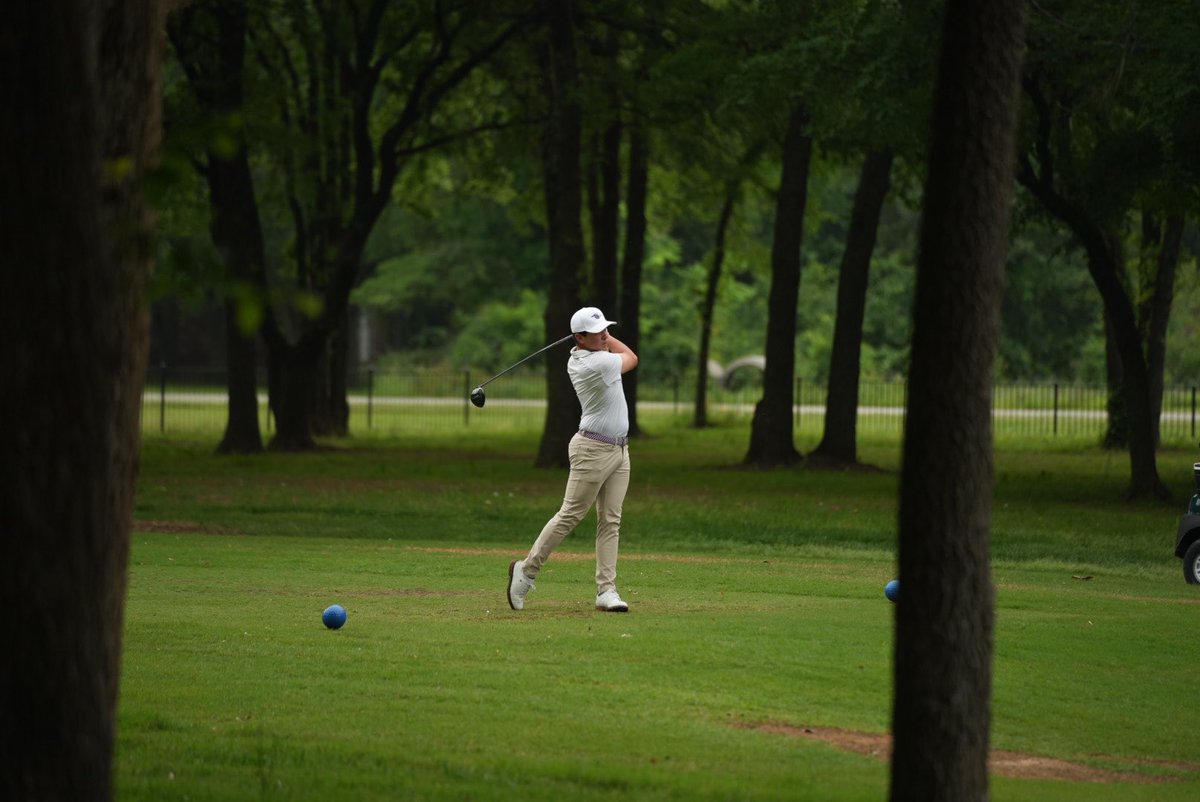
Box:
568;348;628;438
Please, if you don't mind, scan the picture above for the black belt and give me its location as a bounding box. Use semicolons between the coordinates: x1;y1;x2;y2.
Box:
579;430;628;447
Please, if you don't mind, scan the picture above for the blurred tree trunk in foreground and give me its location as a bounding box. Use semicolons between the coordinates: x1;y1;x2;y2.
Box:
890;1;1028;801
1;1;165;798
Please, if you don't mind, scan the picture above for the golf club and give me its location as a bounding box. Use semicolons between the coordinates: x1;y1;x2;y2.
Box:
469;334;575;408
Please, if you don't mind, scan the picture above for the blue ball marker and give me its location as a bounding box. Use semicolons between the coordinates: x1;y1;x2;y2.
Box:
322;604;347;629
884;579;899;603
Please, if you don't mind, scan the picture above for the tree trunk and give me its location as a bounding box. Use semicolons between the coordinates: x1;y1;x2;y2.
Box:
745;102;811;467
310;346;335;436
327;310;351;437
590;119;622;314
209;145;266;452
309;317;352;439
535;0;585;469
219;297;264;454
811;150;894;465
269;341;320;451
1140;214;1185;446
1078;228;1166;497
187;4;522;452
169;1;266;455
1102;311;1128;449
587;27;621;314
620;123;649;437
889;2;1027;802
1017;88;1167;499
694;187;737;429
1;2;163;798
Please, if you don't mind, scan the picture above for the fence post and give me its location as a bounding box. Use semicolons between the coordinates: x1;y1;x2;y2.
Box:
795;377;802;429
159;362;167;433
367;368;374;431
673;375;679;415
1053;383;1059;436
464;369;471;426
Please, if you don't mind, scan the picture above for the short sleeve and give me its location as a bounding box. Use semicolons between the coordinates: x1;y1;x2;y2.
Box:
596;352;622;385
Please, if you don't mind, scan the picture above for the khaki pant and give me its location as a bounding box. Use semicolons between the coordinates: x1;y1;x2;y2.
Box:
523;433;631;594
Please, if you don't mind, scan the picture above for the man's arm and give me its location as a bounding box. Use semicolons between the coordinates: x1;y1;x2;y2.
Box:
605;334;638;374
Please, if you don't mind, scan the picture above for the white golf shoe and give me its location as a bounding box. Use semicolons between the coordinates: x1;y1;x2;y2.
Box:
595;589;629;612
507;559;535;610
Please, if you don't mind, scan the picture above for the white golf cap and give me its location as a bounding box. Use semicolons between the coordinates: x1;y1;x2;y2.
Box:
570;306;617;333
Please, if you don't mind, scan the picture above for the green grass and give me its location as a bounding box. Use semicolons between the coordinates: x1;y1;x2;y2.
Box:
118;423;1200;800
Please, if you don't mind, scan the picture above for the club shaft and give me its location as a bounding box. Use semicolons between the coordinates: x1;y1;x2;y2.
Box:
478;334;574;388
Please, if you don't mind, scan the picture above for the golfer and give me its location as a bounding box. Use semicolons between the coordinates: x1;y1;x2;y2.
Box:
507;306;638;613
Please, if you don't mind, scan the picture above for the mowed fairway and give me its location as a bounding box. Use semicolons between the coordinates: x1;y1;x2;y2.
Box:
119;424;1200;800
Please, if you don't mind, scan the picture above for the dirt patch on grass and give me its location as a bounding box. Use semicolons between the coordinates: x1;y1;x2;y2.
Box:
404;545;776;566
132;519;217;534
353;588;484;598
744;723;1195;783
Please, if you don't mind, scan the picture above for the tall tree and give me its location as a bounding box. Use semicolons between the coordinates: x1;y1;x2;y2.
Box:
170;0;527;450
1017;84;1168;497
620;122;650;436
810;150;893;464
1016;0;1199;498
1105;214;1187;448
744;102;811;467
811;0;931;466
581;0;693;439
696;1;871;467
169;0;268;455
1140;214;1186;444
889;2;1028;801
534;0;586;469
584;24;622;316
694;184;739;429
2;0;165;797
260;1;527;448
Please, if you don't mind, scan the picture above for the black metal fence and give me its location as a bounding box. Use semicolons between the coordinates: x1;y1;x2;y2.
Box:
140;365;1200;445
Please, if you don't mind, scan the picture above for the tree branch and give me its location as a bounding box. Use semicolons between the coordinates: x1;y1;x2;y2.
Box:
394;117;537;158
376;15;531;203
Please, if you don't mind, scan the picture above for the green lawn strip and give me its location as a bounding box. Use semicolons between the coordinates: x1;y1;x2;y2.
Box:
120;537;885;801
118;530;1199;800
122;430;1200;800
991;565;1198;765
135;435;1192;569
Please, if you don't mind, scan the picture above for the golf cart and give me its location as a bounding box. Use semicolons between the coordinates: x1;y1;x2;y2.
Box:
1176;462;1200;584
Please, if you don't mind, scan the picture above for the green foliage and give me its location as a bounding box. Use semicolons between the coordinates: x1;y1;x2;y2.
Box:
151;0;1193;396
859;248;915;379
1165;262;1200;384
447;288;549;372
352;142;1124;387
1000;224;1103;381
1023;0;1200;220
354;182;549;359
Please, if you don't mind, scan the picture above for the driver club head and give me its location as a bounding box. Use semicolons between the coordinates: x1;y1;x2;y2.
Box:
469;387;486;408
